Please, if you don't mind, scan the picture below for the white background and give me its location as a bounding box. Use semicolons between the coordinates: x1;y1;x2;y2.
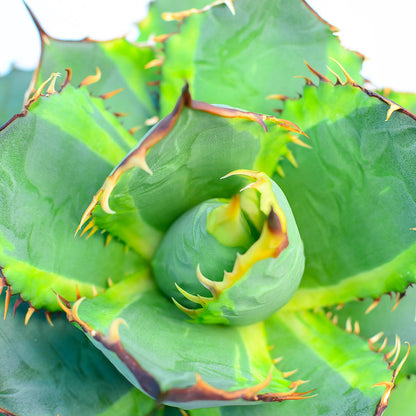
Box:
1;0;415;93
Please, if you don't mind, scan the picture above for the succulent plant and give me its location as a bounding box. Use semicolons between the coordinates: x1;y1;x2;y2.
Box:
1;1;415;415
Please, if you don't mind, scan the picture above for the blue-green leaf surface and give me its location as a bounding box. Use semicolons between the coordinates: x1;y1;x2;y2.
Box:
0;81;144;310
0;295;156;416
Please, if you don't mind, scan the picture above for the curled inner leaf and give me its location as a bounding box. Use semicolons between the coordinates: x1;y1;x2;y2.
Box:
153;170;304;326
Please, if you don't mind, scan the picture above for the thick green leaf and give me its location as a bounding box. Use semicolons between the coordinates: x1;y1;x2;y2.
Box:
66;273;310;409
187;310;392;415
0;69;33;126
159;0;363;116
151;176;304;326
0;295;156;416
265;311;391;416
0;82;144;310
275;81;416;309
88;91;301;261
34;30;158;134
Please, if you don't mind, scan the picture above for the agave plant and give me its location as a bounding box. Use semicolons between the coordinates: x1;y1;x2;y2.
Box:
1;1;415;415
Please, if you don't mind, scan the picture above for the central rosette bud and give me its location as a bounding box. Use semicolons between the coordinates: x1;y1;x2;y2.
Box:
152;170;305;326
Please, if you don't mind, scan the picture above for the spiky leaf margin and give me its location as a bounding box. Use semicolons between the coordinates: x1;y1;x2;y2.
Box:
0;294;156;416
276;65;416;310
0;73;145;310
27;5;158;137
151;0;363;116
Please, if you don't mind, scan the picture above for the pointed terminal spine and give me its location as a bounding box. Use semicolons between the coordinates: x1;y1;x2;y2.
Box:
221;169;287;231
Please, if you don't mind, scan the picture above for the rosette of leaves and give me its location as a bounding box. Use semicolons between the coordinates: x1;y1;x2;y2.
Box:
0;0;415;415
